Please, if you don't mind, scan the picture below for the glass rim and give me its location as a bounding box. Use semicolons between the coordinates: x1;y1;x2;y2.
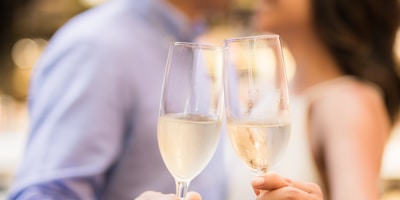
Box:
224;34;280;44
172;42;223;50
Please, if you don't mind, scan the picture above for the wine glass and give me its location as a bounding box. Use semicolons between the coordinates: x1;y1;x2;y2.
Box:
223;34;291;177
158;42;224;199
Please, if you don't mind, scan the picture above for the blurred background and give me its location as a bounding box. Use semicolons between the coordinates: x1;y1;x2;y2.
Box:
0;0;399;199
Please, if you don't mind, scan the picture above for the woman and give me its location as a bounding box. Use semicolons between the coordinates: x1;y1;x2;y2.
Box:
251;0;400;199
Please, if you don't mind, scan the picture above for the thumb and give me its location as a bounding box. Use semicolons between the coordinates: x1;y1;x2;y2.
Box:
186;192;202;200
251;173;290;191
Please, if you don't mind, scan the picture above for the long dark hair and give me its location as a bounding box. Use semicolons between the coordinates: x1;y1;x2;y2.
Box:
312;0;400;123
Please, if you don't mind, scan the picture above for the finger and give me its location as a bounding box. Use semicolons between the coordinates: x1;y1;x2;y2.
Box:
186;192;202;200
257;186;314;200
134;191;178;200
251;173;290;191
285;179;322;196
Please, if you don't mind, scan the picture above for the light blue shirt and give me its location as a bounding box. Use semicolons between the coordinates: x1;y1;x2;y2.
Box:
8;0;227;199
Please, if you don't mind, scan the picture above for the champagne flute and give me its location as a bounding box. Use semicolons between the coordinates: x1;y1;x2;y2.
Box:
223;34;291;177
158;42;224;199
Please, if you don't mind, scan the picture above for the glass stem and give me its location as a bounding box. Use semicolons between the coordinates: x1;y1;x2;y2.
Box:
176;180;190;200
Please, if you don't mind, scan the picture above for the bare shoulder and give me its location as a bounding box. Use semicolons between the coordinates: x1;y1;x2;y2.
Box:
327;80;384;116
310;78;390;140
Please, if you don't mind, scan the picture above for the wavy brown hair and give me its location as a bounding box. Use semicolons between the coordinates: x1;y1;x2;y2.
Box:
312;0;400;123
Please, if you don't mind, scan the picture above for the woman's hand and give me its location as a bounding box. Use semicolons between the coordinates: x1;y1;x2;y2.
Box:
251;173;323;200
134;191;202;200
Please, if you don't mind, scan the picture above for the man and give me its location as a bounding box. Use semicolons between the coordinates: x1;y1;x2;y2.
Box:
8;0;230;199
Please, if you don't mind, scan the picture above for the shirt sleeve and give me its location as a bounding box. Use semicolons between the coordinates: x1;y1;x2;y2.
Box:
8;40;131;200
9;179;95;200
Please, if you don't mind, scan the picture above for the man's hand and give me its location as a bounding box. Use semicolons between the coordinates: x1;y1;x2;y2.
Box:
135;191;202;200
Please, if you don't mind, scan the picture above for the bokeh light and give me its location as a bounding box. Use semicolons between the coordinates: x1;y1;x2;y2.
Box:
79;0;108;7
11;38;48;69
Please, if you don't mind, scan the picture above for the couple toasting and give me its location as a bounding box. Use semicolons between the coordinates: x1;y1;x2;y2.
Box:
8;0;400;199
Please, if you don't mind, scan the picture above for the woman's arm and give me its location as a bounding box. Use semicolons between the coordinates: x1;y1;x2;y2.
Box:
311;83;389;200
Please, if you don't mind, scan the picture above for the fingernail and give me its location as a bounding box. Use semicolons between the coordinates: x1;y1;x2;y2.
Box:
252;177;265;186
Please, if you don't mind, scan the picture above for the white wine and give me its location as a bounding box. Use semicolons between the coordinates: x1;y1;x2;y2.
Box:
158;114;221;181
227;121;290;175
